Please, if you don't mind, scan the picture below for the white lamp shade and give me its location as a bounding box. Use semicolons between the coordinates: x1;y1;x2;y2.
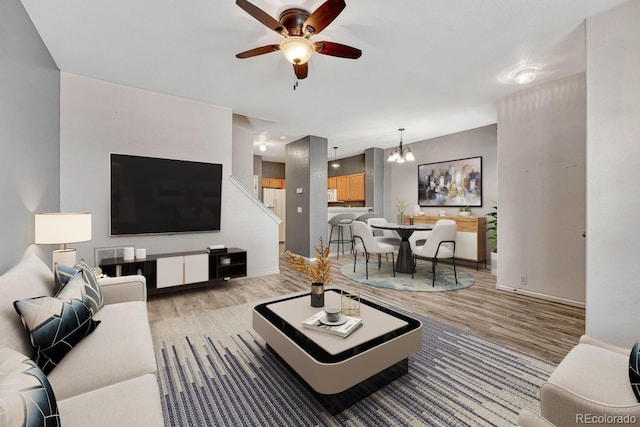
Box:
35;213;92;244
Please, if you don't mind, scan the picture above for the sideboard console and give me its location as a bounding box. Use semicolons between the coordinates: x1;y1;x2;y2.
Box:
408;216;486;268
99;248;247;295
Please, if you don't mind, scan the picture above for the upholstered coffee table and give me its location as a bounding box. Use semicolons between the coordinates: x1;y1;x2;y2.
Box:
252;289;422;414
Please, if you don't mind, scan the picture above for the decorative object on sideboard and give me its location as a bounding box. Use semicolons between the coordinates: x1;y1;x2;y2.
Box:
35;213;92;267
135;248;146;260
459;205;471;217
387;128;415;163
285;237;331;307
123;247;135;261
395;199;408;224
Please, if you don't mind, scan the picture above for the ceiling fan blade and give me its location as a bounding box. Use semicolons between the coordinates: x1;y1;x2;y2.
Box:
314;41;361;59
236;0;288;35
293;63;308;79
236;44;280;59
304;0;346;35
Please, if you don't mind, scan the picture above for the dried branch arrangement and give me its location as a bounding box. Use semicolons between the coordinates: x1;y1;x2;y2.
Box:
284;237;331;284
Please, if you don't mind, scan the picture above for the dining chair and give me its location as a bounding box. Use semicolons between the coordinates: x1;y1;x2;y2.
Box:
409;219;454;251
354;212;379;222
412;221;457;286
352;221;395;279
328;213;357;259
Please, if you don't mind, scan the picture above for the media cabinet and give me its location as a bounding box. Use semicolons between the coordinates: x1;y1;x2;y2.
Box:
99;248;247;295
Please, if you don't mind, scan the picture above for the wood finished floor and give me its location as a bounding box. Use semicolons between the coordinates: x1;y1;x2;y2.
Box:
147;244;585;364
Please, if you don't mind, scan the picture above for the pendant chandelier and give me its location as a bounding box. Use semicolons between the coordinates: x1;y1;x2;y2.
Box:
331;146;340;168
387;128;415;163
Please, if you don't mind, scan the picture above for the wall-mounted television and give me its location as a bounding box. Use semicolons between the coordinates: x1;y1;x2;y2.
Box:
110;154;223;236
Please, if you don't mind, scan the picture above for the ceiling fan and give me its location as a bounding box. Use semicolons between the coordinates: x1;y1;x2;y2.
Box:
235;0;362;80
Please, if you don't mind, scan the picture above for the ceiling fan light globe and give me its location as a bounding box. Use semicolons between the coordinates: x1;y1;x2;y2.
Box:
280;36;314;65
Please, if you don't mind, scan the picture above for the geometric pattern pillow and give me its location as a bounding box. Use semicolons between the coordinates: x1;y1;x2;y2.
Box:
0;346;60;427
53;262;77;290
72;260;104;315
630;339;640;402
13;274;101;375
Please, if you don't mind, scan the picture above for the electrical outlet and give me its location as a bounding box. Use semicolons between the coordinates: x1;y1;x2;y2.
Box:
520;275;527;286
297;207;302;213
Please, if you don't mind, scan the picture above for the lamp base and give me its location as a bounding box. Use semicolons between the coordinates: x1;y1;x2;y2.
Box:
53;248;77;268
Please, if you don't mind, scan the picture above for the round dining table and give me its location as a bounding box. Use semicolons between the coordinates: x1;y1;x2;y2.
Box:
370;223;433;274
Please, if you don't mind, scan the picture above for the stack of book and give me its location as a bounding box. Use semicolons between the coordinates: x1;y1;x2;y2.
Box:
302;311;363;338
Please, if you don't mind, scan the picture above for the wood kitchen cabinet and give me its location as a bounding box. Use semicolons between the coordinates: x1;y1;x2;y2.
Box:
262;178;285;189
328;177;337;189
335;173;365;201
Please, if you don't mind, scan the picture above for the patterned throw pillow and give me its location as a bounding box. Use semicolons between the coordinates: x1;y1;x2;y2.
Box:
73;260;104;315
0;346;60;427
630;340;640;401
13;273;101;374
53;262;77;290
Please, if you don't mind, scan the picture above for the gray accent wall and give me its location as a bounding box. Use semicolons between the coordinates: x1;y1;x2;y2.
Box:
0;0;60;273
365;148;385;215
285;136;328;258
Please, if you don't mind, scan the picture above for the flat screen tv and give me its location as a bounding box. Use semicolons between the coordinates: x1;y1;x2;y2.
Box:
110;154;222;235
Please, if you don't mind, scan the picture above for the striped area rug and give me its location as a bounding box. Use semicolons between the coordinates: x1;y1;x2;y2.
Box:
152;302;554;426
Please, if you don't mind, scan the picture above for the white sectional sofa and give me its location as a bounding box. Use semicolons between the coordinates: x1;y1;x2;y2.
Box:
0;254;164;426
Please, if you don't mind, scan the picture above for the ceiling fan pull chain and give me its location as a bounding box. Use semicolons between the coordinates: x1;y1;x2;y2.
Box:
293;76;299;90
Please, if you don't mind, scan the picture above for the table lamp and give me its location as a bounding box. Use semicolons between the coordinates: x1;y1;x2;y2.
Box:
35;213;92;267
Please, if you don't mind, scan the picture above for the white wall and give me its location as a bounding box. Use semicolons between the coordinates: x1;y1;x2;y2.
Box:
384;124;497;223
586;0;640;347
0;0;60;273
59;73;279;277
497;74;586;306
232;114;256;190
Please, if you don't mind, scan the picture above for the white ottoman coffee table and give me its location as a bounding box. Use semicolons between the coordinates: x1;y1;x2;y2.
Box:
252;289;422;414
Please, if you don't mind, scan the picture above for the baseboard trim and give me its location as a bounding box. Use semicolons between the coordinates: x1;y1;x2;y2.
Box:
496;285;585;308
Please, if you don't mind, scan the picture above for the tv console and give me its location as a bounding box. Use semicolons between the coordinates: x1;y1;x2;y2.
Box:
99;248;247;295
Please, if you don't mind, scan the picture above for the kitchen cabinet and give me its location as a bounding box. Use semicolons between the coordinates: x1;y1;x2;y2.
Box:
262;178;285;189
328;177;337;189
335;173;365;201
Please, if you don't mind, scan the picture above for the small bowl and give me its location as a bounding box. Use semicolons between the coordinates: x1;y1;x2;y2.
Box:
324;307;341;322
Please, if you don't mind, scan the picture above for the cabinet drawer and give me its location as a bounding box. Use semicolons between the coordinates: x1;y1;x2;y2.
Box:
156;256;184;288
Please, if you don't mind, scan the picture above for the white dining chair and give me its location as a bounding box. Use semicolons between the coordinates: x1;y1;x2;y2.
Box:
412;221;457;286
352;220;395;279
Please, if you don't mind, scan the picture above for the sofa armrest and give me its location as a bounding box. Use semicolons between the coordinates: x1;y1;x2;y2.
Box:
579;334;630;356
98;275;147;304
517;409;554;427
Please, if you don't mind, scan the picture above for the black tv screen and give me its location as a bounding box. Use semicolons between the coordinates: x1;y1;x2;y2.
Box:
110;154;222;235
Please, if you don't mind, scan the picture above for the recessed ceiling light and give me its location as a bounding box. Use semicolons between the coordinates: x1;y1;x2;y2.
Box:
259;144;267;152
514;68;536;85
279;136;286;140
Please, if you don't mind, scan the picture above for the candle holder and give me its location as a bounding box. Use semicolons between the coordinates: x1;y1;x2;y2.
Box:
340;289;361;316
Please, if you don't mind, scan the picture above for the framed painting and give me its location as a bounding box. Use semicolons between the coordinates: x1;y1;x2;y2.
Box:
418;156;482;207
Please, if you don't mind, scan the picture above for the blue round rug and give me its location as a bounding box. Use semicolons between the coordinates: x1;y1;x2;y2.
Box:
340;260;475;292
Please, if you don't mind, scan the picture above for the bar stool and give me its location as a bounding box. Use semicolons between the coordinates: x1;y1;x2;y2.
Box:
328;213;357;258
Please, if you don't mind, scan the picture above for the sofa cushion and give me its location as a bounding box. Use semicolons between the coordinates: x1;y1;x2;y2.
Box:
72;260;104;315
57;374;164;427
630;340;640;402
0;346;60;427
13;273;101;374
46;301;157;400
0;254;55;356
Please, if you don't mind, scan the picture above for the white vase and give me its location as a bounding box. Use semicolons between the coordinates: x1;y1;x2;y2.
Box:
490;251;498;276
